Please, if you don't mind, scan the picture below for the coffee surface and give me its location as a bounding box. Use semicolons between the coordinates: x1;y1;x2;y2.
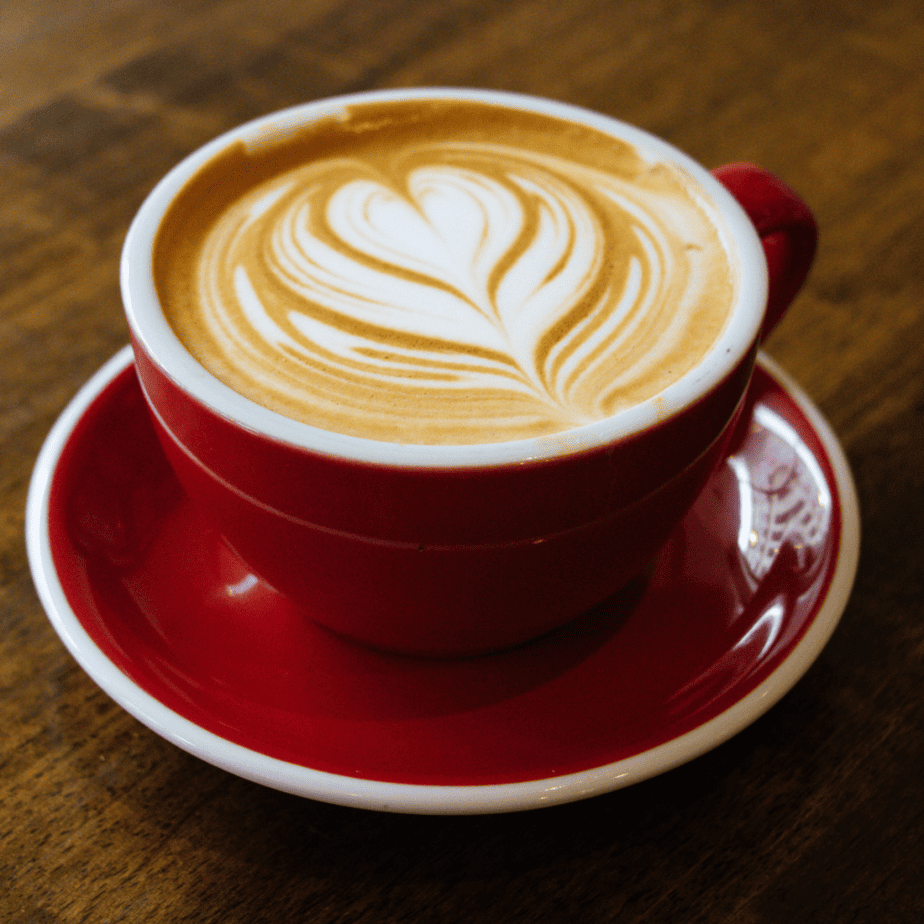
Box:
155;98;736;444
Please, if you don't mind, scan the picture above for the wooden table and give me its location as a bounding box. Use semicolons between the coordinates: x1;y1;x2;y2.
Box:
3;1;922;920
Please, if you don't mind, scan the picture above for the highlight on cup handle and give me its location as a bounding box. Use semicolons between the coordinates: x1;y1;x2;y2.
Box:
712;164;818;342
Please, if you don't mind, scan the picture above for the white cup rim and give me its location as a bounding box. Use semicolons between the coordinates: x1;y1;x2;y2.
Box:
121;87;768;469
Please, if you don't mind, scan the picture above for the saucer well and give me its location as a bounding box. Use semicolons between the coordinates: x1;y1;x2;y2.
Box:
27;347;859;814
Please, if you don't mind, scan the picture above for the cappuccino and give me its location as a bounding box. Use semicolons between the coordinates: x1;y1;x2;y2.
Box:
154;97;737;445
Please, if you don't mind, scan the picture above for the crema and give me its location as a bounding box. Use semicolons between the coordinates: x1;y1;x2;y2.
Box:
154;99;736;445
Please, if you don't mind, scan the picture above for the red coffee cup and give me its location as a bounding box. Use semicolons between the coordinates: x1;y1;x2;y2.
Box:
122;89;816;656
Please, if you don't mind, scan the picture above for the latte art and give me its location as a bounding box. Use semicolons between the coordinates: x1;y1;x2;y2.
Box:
156;100;736;444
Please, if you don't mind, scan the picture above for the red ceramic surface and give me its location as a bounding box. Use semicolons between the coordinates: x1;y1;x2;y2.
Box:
42;353;846;791
136;339;755;655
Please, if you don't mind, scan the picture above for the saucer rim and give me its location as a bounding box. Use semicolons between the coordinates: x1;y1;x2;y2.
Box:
26;346;860;815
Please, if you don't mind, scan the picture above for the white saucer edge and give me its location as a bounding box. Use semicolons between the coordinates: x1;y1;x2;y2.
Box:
26;347;861;815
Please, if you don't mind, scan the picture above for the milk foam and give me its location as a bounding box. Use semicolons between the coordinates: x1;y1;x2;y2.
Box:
156;100;735;444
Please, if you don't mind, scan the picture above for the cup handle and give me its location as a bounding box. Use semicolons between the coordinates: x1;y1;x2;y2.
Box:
712;164;817;341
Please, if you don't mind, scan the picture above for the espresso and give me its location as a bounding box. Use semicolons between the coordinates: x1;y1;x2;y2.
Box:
154;98;737;445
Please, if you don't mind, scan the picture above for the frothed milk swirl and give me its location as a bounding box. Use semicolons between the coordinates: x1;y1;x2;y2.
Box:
155;99;736;445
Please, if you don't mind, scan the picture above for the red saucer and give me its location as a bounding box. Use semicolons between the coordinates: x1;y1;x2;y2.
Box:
27;348;859;813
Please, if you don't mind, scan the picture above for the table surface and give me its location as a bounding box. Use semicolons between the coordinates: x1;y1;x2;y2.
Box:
3;1;923;921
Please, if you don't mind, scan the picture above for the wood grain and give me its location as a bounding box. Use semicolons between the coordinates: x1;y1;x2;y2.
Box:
2;1;923;921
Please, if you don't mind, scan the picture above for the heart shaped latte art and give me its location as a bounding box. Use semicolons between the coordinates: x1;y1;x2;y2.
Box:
185;142;732;444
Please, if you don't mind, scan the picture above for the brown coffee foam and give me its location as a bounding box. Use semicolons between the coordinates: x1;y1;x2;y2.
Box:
154;99;735;445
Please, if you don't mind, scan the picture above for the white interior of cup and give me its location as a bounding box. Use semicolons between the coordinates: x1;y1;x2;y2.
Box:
121;87;768;468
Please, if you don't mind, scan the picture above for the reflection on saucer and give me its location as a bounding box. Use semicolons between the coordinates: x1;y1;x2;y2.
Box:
728;404;832;584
